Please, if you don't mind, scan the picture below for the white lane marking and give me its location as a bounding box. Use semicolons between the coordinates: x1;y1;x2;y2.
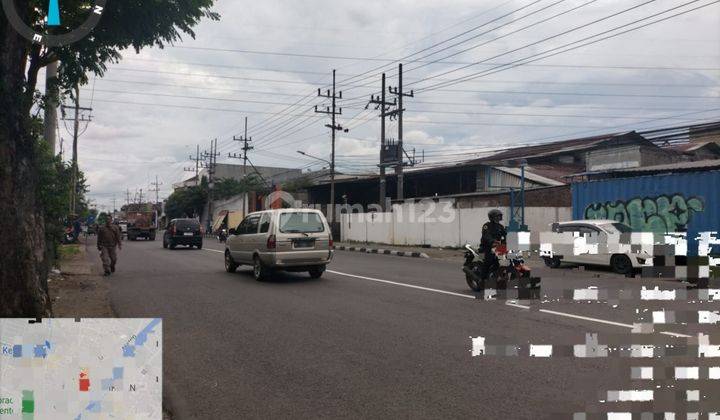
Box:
506;301;531;309
536;308;634;329
326;269;475;299
327;270;692;338
203;248;224;254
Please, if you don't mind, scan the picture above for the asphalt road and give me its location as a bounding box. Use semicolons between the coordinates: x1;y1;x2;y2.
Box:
103;236;715;419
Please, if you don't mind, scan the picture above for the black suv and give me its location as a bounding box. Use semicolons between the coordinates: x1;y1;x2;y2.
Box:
163;219;203;249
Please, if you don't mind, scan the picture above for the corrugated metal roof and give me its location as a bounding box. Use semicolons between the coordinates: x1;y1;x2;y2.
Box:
598;159;720;175
667;142;720;153
494;166;565;186
470;131;641;163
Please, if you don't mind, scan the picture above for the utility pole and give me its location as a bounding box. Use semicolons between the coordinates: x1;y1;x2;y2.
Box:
185;145;201;186
230;117;253;217
315;70;348;224
43;60;59;153
125;189;131;207
388;63;415;201
61;86;92;214
112;194;117;214
367;73;396;210
231;117;253;175
150;175;163;205
202;138;220;232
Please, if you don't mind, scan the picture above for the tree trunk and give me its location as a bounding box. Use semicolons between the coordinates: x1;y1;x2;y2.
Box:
0;18;52;316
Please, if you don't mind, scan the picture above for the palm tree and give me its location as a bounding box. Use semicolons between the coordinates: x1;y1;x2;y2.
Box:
48;0;60;26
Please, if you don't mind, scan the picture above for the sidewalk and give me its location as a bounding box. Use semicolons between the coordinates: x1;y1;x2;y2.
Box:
48;236;115;317
48;236;174;420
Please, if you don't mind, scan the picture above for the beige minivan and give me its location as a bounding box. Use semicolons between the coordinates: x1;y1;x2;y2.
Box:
224;208;334;280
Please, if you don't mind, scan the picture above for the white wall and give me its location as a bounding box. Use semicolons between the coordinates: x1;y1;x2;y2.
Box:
200;194;248;226
341;200;572;247
211;193;249;221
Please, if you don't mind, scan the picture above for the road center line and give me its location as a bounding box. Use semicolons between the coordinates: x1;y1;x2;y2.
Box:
199;251;691;338
326;269;476;299
327;269;692;338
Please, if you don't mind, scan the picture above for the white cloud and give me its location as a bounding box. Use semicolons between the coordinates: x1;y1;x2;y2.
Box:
52;0;720;209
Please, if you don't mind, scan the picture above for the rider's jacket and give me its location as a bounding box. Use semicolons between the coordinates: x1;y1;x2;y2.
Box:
480;221;506;253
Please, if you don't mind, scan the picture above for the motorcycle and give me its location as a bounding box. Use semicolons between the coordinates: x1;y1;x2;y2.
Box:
61;226;77;244
462;243;532;292
217;228;228;243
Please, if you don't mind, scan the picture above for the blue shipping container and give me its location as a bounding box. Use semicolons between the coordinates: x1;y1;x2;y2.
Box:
572;170;720;255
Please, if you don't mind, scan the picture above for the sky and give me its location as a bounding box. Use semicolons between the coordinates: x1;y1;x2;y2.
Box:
45;0;720;211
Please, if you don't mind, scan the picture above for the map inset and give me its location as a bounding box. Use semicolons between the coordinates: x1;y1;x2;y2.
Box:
0;318;162;419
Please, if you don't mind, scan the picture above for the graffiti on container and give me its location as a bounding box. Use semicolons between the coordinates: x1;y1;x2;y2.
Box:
584;194;704;233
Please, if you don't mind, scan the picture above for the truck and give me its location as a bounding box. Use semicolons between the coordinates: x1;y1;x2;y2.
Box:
126;211;158;241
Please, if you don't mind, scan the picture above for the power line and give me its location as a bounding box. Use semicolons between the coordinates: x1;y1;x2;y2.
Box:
415;0;720;93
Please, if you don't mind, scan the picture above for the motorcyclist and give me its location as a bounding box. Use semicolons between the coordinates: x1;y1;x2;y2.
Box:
480;209;507;279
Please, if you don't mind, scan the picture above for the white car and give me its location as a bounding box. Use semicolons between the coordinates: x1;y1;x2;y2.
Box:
541;219;652;274
116;221;128;239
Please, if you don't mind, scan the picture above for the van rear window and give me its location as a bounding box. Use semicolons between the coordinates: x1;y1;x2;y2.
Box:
279;212;325;233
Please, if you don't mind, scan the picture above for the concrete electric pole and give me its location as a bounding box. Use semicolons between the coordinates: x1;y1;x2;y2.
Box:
150;175;163;205
230;117;253;217
202;138;220;232
367;73;396;210
184;144;202;187
61;86;92;214
388;63;415;201
315;70;348;224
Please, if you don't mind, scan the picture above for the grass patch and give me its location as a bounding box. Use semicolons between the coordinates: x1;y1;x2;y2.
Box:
58;244;81;260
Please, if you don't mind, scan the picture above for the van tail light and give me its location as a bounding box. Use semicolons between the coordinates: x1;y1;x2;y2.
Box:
267;234;277;250
329;236;334;248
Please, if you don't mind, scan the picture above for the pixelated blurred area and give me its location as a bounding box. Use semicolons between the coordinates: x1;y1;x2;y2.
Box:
504;230;720;284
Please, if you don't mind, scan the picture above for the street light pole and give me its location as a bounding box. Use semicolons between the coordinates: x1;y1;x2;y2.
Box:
297;150;331;166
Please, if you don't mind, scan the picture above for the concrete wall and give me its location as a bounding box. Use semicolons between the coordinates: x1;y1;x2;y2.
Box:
340;199;572;247
455;185;571;209
213;193;249;219
202;193;249;228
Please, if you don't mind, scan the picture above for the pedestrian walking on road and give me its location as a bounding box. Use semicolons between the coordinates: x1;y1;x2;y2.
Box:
97;215;123;276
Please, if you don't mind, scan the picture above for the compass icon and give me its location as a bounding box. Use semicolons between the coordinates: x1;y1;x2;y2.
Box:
47;0;60;26
1;0;106;46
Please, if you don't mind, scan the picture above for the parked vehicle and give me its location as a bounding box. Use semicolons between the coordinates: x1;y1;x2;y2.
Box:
127;211;158;241
463;243;531;292
541;219;652;274
115;220;128;239
163;218;203;249
224;209;333;281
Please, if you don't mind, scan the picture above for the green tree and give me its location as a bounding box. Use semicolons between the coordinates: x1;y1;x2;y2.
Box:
37;138;72;272
0;1;219;316
280;175;314;193
165;177;209;220
213;175;264;200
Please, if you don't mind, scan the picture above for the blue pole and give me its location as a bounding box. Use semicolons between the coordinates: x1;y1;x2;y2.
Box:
48;0;61;26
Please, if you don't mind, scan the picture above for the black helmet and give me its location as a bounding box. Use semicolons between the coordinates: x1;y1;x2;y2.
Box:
488;209;503;221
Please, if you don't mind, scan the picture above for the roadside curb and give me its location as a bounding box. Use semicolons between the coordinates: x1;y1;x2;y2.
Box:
334;245;429;259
